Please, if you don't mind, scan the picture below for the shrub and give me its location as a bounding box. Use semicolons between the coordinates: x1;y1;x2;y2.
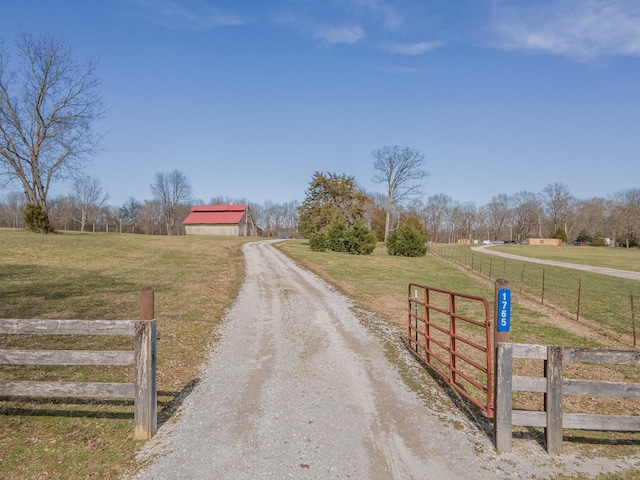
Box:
326;220;349;253
386;216;427;257
553;228;568;243
591;231;605;247
23;203;54;233
345;221;377;255
308;232;328;252
308;219;377;255
576;229;593;244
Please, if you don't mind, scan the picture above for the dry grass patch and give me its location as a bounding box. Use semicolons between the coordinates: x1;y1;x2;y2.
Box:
0;229;252;479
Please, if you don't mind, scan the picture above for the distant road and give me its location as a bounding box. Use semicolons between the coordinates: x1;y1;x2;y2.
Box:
471;245;640;281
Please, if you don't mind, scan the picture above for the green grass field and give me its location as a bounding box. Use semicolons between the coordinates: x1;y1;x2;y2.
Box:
277;240;640;347
0;229;252;479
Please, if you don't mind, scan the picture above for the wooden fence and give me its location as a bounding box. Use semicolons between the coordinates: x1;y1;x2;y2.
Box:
495;342;640;454
0;288;157;440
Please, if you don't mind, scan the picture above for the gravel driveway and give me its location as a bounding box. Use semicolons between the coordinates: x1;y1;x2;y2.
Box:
472;245;640;280
131;241;634;479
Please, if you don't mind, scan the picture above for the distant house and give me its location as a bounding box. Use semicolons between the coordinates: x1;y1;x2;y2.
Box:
526;238;563;246
182;204;259;236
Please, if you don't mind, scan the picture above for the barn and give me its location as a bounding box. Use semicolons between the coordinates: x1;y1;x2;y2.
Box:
182;204;259;237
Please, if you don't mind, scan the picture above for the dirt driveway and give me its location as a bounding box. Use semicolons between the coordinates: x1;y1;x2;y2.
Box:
472;245;640;280
131;241;635;479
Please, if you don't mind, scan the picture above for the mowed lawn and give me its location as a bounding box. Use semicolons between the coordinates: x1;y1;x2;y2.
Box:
0;229;252;479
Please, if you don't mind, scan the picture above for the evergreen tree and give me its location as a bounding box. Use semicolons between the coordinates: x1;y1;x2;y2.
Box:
386;216;427;257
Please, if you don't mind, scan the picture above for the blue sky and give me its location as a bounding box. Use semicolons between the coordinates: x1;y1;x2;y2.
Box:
2;0;639;207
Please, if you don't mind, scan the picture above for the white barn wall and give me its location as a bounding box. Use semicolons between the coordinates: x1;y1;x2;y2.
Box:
185;225;239;236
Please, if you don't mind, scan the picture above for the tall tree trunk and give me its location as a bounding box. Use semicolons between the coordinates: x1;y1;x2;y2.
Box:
384;193;393;243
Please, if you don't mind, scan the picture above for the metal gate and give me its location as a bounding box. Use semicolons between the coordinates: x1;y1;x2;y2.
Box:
407;283;494;418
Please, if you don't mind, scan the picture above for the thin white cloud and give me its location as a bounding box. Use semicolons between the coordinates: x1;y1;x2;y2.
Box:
132;0;252;30
315;24;365;45
490;0;640;61
345;0;403;31
385;41;443;56
378;66;426;74
274;13;365;46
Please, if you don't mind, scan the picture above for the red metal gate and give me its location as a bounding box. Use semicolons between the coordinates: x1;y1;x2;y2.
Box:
407;283;493;418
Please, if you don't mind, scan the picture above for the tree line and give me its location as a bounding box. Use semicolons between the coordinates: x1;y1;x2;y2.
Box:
296;170;640;249
0;178;300;238
1;31;638;246
415;183;640;247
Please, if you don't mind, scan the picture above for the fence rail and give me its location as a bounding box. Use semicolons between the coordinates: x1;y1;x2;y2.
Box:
495;342;640;454
0;288;157;440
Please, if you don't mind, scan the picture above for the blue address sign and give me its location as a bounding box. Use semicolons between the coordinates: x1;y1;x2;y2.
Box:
497;288;511;332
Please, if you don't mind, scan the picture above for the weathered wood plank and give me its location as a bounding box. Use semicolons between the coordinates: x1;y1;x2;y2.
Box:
0;349;134;366
513;375;546;393
0;319;136;336
564;379;640;398
545;346;563;455
0;380;135;398
494;342;513;452
134;317;157;440
512;410;546;427
564;347;640;365
564;414;640;431
512;343;547;360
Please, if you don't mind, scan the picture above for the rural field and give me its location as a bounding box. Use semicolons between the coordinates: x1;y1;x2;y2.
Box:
0;229;252;479
1;230;640;478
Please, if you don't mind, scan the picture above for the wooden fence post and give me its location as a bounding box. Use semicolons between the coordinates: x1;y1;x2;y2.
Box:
494;342;513;453
545;345;563;455
135;287;157;440
632;293;637;348
494;279;512;452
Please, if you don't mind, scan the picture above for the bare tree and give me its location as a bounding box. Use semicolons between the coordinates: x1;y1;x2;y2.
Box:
449;201;477;243
151;170;192;235
422;193;452;243
613;188;640;247
119;197;141;233
0;30;105;230
0;190;25;227
48;195;75;231
71;175;108;231
372;146;429;242
572;197;610;242
480;194;512;241
511;191;541;241
139;199;162;235
540;182;574;236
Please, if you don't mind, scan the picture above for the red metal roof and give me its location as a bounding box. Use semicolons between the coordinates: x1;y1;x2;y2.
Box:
182;204;247;225
190;204;247;212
